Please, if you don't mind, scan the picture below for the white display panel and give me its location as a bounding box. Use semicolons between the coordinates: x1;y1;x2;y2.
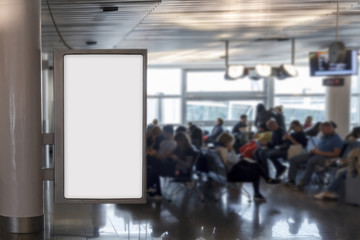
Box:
63;54;144;199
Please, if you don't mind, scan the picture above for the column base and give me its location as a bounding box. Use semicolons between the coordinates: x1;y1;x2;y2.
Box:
0;215;43;233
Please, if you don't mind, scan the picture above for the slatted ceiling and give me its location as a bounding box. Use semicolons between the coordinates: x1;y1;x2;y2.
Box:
44;0;160;4
41;0;360;66
41;0;158;51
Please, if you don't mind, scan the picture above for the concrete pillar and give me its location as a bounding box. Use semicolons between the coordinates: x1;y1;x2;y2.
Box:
0;0;43;233
325;76;351;139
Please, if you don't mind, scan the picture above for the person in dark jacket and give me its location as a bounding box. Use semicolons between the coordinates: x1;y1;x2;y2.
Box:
208;118;224;143
254;104;276;128
274;105;286;131
171;132;198;177
254;119;285;176
265;120;308;179
232;114;249;152
190;127;203;150
232;114;248;135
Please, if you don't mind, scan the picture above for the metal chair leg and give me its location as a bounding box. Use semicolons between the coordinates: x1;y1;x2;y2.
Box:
168;184;182;201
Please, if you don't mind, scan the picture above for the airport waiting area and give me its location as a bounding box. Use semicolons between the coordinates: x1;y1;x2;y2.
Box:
1;0;360;240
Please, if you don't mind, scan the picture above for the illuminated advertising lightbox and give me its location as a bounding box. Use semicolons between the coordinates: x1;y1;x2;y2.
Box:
54;50;147;203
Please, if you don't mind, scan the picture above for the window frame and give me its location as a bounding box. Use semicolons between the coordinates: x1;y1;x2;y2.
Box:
183;68;267;129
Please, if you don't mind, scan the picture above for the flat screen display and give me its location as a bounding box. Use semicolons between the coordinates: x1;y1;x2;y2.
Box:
62;54;144;200
309;49;358;76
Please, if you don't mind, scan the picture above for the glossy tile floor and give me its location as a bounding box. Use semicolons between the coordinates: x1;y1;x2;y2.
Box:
1;179;360;240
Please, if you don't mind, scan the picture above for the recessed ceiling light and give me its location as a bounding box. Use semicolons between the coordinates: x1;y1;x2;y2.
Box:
86;41;97;45
102;6;118;12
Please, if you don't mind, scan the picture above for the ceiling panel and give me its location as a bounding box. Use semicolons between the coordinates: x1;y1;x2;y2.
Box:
41;0;360;66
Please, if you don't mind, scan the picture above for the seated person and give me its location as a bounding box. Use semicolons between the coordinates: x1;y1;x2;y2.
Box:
205;118;224;143
314;128;360;200
232;114;248;135
188;122;197;135
175;125;187;135
287;122;344;190
190;127;203;150
265;120;308;179
156;125;177;160
146;134;162;196
274;105;286;131
315;147;360;200
304;121;322;137
254;119;285;176
304;116;313;130
147;125;178;180
239;123;272;159
170;132;198;177
342;126;360;156
216;133;279;202
148;126;163;151
284;121;308;154
255;103;276;128
190;127;209;172
345;126;360;141
146;118;159;132
232;114;250;152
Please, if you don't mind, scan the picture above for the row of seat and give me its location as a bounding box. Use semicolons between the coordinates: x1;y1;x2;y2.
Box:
159;135;360;204
160;148;251;202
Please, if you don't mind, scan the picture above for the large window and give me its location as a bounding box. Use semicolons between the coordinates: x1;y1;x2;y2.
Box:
147;98;159;124
187;71;264;92
275;67;325;94
147;69;181;124
274;96;326;124
186;100;261;122
148;69;181;95
146;66;360;130
185;70;266;130
275;67;360;129
162;98;181;124
274;67;326;126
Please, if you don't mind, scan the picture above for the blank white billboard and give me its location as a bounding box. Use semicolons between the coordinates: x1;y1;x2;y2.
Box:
61;53;145;200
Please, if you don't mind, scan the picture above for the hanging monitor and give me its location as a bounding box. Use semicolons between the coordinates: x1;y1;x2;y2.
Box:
309;49;358;76
54;49;147;203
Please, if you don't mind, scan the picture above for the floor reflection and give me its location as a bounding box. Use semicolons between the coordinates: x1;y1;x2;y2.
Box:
1;180;359;239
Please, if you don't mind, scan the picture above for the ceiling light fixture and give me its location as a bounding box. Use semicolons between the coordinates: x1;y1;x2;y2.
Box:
280;64;298;77
276;38;298;80
255;64;272;78
227;65;245;79
224;40;246;80
223;40;298;81
248;69;262;81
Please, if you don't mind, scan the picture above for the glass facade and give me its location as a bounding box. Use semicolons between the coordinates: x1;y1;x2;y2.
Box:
275;67;325;94
147;69;182;125
147;67;360;130
187;71;264;92
274;96;326;125
186;100;261;122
